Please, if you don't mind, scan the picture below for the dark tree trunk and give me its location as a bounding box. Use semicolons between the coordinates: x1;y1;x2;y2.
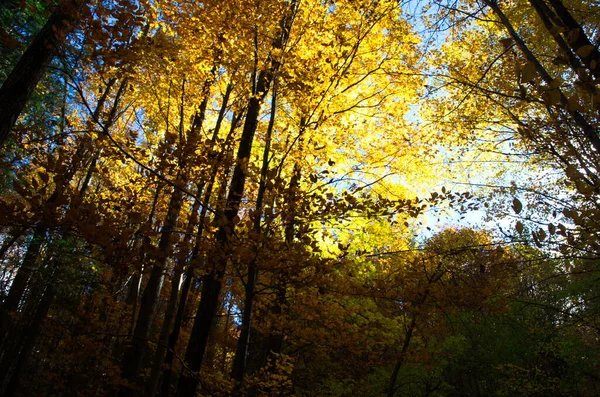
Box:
0;75;120;350
0;0;81;147
231;86;277;384
545;0;600;80
0;223;46;343
120;79;213;396
119;180;185;397
144;197;200;397
176;91;270;397
160;84;233;397
387;315;417;397
1;279;56;397
176;7;296;395
483;0;600;155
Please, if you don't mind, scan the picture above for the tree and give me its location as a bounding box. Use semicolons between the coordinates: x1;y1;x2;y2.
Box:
0;0;82;147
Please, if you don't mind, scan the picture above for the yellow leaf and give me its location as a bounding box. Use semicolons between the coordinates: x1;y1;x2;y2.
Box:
521;61;536;84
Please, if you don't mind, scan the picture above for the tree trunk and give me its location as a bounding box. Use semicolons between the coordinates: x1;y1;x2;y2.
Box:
120;78;214;395
119;179;185;397
176;8;296;394
387;315;417;397
144;197;200;397
545;0;600;80
0;0;81;147
0;223;46;344
231;86;277;384
1;278;56;396
159;85;234;397
483;0;600;155
176;92;270;397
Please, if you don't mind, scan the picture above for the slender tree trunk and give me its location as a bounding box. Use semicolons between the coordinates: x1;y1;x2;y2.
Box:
387;288;432;397
176;9;296;395
1;278;56;396
159;273;192;397
528;0;598;96
387;315;417;397
483;0;600;155
0;74;124;392
120;80;214;396
545;0;600;80
159;85;234;397
0;229;24;261
0;0;82;147
231;86;277;384
0;223;46;342
176;92;270;397
0;73;120;344
0;147;115;394
264;158;302;363
144;198;200;397
119;180;185;397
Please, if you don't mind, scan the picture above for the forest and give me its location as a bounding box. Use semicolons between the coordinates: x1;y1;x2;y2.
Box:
0;0;599;395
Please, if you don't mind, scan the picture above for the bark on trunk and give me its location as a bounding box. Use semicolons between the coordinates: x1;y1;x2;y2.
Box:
545;0;600;80
176;93;270;397
159;85;234;397
119;180;185;397
231;87;277;384
144;198;200;397
0;76;120;349
0;223;46;343
387;315;417;397
0;280;56;397
0;0;81;147
120;82;212;396
484;0;600;155
176;8;296;395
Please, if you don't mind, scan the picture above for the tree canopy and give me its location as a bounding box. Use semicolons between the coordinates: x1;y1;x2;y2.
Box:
1;0;599;396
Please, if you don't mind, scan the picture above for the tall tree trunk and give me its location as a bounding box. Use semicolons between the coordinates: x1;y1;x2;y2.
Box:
231;86;277;384
0;131;119;394
387;289;431;397
0;0;82;147
387;315;417;397
119;79;213;396
0;229;23;261
176;95;268;396
119;177;185;397
545;0;600;80
1;274;56;396
265;158;303;363
251;154;303;382
0;76;120;351
0;222;46;344
176;87;272;397
483;0;600;155
159;86;235;397
176;9;296;395
143;197;200;397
